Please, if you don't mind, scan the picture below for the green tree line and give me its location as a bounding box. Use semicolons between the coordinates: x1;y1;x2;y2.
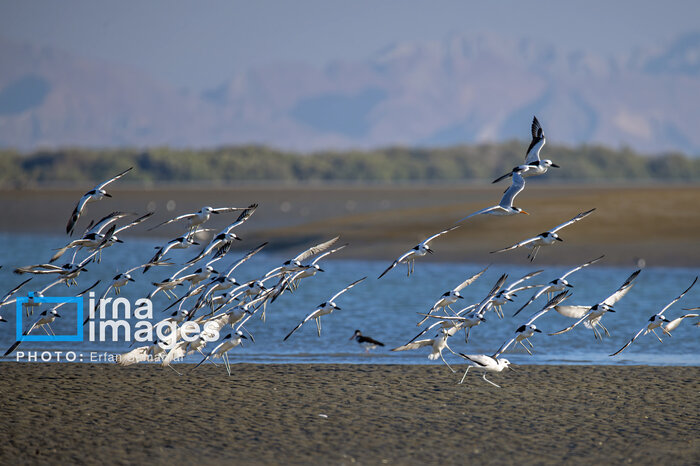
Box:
1;142;699;186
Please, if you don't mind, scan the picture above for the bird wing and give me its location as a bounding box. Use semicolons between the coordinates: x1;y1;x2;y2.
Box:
423;225;460;246
294;236;341;262
211;206;248;214
549;310;592;336
311;243;348;265
553;305;591;319
0;277;33;306
360;335;384;346
512;286;550;317
654;276;698;317
95;166;133;190
378;260;400;279
88;211;132;235
225;242;268;278
505;269;544;291
560;255;605;279
391;339;433;351
283;309;322;341
66;194;91;235
526;291;571;325
609;325;648;357
498;172;526;209
460;353;498;367
549;208;596;234
329;277;367;302
453;265;489;292
490;236;539;254
457;206;498;223
14;264;63;274
115;212;154;234
525;116;544;164
222;204;258;234
603;269;641;307
664;314;699;332
117;346;151;366
39;279;62;295
147;212;197;231
493;337;517;358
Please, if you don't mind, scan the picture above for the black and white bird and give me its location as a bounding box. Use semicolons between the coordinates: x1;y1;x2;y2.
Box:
144;231;207;272
491;208;596;261
392;328;458;372
187;204;258;264
610;277;698;356
350;330;385;352
193;331;248;376
487;270;544;318
550;270;641;340
3;309;61;357
492;116;559;183
378;226;459;279
494;291;571;357
51;211;131;263
417;265;488;326
283;277;367;340
265;236;340;280
513;256;604;317
66;167;133;235
149;205;252;234
458;172;528;222
457;354;514;388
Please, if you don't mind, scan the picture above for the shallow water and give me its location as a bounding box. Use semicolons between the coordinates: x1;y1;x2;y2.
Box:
0;233;698;366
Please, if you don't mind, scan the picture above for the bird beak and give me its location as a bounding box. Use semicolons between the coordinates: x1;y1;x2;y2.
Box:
507;365;516;371
663;318;671;322
520;210;530;215
335;306;342;310
192;242;200;246
427;249;434;254
566;284;574;288
534;329;542;333
128;278;136;282
551;163;560;168
212;211;220;214
318;268;325;273
240;334;248;339
212;270;220;275
55;313;61;318
458;295;464;299
555;237;564;242
104;193;113;198
235;237;243;241
116;239;124;243
0;316;6;322
349;335;356;340
607;308;616;313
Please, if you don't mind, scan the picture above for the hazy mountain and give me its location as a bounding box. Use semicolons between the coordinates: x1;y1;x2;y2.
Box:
1;33;699;154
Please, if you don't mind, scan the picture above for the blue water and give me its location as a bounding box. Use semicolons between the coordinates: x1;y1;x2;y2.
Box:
0;233;698;366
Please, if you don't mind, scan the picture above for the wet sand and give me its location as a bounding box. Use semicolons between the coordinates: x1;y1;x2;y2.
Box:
1;183;699;267
0;363;698;465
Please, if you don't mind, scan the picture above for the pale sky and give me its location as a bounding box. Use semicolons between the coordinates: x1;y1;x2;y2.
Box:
1;0;699;91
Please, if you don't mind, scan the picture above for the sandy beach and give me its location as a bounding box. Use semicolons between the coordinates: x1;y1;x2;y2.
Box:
0;363;698;465
1;183;700;267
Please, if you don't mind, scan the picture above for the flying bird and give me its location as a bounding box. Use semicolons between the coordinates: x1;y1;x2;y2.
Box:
491;208;596;261
492;117;559;183
148;206;252;234
283;277;366;340
186;204;258;264
457;172;528;222
610;277;698;356
66;167;133;235
378;226;459;279
550;270;641;340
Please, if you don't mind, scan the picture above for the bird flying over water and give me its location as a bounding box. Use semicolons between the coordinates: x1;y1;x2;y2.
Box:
378;226;459;279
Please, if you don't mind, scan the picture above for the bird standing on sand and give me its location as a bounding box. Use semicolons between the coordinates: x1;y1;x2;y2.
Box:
350;330;385;352
610;277;698;356
457;172;529;222
193;331;248;376
66;167;133;235
378;226;459;279
491;208;596;261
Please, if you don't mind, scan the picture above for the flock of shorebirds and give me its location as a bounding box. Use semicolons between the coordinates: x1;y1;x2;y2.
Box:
1;116;698;386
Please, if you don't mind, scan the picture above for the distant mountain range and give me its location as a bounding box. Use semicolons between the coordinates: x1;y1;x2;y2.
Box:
1;32;700;154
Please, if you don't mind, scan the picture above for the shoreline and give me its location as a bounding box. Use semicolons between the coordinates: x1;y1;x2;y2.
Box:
1;363;698;465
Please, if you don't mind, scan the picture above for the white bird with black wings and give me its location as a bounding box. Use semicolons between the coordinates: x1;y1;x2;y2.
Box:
378;226;459;279
457;172;528;222
283;277;366;340
491;208;596;261
550;270;641;340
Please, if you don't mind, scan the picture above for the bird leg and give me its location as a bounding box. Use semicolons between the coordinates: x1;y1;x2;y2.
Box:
650;328;664;343
525;338;534;348
599;322;611;338
459;366;471;384
315;318;322;337
518;340;533;355
482;373;501;388
46;323;56;336
168;365;183;376
225;353;231;376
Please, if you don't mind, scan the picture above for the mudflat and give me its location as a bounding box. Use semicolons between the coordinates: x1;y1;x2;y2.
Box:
1;183;699;266
0;363;698;465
